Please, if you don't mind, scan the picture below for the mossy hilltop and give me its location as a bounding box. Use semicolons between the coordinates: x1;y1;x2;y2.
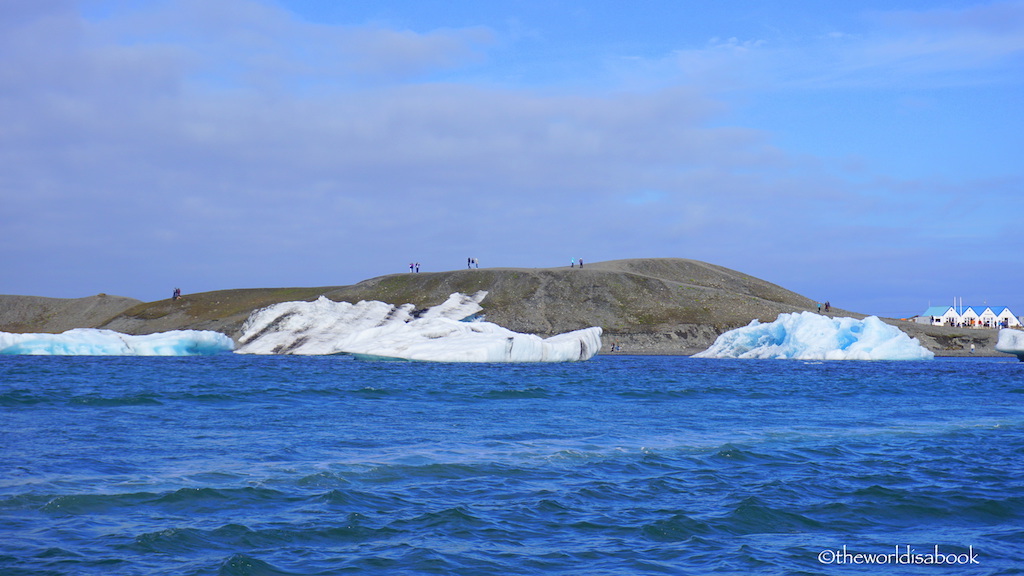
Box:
0;258;1002;355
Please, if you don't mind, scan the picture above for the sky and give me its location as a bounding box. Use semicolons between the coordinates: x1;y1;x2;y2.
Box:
2;0;1022;318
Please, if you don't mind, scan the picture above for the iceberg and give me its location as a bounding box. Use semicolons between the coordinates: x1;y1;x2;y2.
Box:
995;329;1024;361
694;312;934;360
0;328;235;356
235;292;602;362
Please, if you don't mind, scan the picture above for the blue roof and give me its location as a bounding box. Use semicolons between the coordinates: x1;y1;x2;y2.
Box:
918;305;1016;317
920;306;954;317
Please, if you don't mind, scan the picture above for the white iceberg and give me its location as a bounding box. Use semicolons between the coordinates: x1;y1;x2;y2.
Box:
234;292;602;362
996;329;1024;361
0;328;235;356
694;312;934;360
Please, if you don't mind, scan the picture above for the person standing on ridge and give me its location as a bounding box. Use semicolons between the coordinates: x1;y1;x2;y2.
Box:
570;258;575;268
579;258;584;268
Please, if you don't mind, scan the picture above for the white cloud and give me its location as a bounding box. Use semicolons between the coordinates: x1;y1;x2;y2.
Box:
627;1;1024;92
82;0;496;86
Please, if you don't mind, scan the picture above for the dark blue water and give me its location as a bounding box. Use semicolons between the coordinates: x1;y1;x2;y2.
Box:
1;355;1022;575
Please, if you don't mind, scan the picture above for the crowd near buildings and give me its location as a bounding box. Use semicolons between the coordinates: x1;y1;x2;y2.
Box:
915;303;1022;328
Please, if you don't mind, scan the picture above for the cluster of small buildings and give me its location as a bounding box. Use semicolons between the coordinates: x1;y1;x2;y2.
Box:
915;304;1022;328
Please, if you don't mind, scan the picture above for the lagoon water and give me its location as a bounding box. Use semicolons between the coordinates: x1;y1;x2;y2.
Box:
1;355;1022;575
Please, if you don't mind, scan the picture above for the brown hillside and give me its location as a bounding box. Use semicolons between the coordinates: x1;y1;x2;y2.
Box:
0;294;142;333
318;258;820;352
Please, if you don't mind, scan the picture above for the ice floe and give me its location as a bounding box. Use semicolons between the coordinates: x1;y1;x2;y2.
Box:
234;292;602;362
995;329;1024;361
0;328;235;356
694;312;934;360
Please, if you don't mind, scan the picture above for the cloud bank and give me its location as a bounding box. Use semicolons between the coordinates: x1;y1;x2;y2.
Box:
2;1;1021;317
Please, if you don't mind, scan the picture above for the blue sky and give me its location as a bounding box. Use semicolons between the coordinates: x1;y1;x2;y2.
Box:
2;0;1022;318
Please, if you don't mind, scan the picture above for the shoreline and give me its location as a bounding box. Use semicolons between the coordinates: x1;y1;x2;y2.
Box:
1;258;1018;360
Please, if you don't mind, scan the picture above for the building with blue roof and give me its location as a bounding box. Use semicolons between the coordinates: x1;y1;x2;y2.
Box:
915;304;1021;328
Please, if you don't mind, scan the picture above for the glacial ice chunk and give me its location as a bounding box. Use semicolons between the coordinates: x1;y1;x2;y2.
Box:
234;292;602;362
996;329;1024;361
0;328;235;356
694;312;934;360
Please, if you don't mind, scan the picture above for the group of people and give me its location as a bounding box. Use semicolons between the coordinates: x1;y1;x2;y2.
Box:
406;259;484;272
408;257;598;271
817;301;832;313
171;287;182;300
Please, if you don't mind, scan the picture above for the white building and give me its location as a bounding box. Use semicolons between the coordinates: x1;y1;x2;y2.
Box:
916;306;960;326
977;307;1000;328
915;305;1021;328
993;307;1018;328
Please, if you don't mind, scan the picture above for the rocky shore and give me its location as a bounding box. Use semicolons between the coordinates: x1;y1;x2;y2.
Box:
0;258;1008;357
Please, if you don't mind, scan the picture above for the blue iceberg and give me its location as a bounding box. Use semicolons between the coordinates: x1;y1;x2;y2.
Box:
0;328;235;356
694;312;934;360
996;329;1024;361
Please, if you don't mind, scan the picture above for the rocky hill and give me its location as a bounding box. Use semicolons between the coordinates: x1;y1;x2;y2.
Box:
309;258;822;354
0;258;1003;355
0;294;142;334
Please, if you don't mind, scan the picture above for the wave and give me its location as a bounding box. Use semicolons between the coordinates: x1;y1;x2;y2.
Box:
68;394;163;407
217;553;312;576
473;387;551;400
0;390;48;406
318;488;411;511
616;386;738;399
718;496;825;536
30;487;290;518
41;492;157;515
643;513;714;542
388;506;488;532
153;487;288;509
131;521;399;557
